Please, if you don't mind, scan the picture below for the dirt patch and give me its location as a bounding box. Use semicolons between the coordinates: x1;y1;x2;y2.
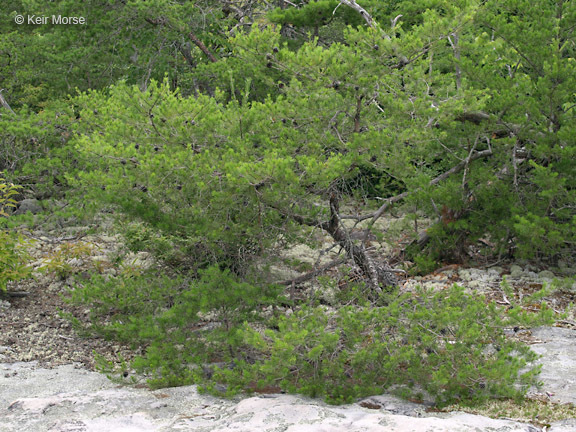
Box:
0;232;138;370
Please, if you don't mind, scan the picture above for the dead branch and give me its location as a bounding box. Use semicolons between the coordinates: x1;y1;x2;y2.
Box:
0;90;16;115
338;1;374;27
278;257;347;286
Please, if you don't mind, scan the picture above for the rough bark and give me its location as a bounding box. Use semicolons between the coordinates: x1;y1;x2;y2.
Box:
188;32;217;63
320;193;398;290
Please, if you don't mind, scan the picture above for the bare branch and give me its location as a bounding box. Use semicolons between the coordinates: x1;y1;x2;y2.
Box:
346;148;494;226
0;90;16;115
338;0;374;27
188;32;217;63
391;14;403;29
281;0;299;7
278;257;347;286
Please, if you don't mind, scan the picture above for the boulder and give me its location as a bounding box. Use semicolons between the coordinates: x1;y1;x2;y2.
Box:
14;199;42;215
0;362;546;432
529;327;576;404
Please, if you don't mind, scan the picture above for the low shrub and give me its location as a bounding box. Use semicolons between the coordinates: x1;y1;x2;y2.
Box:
0;177;31;293
67;263;555;406
229;284;554;406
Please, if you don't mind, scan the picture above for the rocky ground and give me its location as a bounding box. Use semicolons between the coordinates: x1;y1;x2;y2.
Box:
0;231;142;369
1;219;576;431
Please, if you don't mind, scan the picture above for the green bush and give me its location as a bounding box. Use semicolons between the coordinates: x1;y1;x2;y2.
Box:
0;231;31;294
0;177;31;293
68;266;554;406
67;266;284;388
232;285;553;406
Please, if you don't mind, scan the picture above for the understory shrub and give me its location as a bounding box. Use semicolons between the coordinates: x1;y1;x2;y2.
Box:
68;268;555;406
227;284;554;406
0;230;31;294
67;266;284;387
0;177;31;293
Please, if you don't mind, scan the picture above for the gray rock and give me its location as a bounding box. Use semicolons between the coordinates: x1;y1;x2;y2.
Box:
510;265;524;278
548;419;576;432
2;326;576;432
0;363;542;432
529;327;576;404
357;394;425;416
538;270;556;280
14;199;42;215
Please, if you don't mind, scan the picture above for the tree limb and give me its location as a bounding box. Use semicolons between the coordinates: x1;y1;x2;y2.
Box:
338;1;374;27
144;16;218;63
267;196;397;290
0;90;16;115
188;31;217;63
278;257;347;286
340;148;494;225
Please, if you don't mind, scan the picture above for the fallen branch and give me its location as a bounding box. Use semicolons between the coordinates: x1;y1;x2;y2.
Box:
278;257;347;286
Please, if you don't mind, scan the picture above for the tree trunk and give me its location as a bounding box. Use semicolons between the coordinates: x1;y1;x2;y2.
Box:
321;193;398;291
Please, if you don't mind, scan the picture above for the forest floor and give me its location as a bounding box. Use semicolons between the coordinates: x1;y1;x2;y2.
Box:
0;229;139;370
1;222;576;370
1;221;576;429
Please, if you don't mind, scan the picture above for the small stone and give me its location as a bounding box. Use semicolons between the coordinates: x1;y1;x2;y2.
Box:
67;258;83;267
509;265;523;278
538;270;556;280
14;199;43;215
